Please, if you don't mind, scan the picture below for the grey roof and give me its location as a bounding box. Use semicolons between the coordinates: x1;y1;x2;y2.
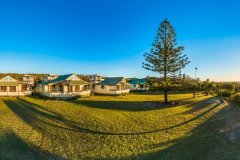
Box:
96;77;124;85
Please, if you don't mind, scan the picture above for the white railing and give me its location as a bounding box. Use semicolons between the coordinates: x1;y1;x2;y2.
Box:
0;91;32;96
41;90;91;98
116;89;130;94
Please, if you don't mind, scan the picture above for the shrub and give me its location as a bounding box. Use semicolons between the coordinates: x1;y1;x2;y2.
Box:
218;91;232;97
230;93;240;105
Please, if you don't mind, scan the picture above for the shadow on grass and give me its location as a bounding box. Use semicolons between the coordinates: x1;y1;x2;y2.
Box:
3;99;109;136
0;129;62;160
182;97;218;114
67;95;213;112
123;103;236;160
3;97;220;136
131;91;202;95
69;100;165;111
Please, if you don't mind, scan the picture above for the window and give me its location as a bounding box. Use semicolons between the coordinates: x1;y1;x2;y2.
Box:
133;84;136;87
75;85;80;92
101;85;105;89
83;85;88;90
59;85;63;92
69;86;73;92
22;85;27;92
10;86;16;92
49;85;56;92
0;86;6;92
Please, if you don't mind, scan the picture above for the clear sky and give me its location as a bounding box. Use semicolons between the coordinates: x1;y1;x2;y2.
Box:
1;0;240;81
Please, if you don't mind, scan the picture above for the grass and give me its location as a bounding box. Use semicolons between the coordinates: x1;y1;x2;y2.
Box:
0;92;240;159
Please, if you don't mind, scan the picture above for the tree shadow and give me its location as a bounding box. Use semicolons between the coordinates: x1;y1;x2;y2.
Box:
182;97;219;114
131;91;203;96
67;96;214;112
0;129;63;160
69;99;166;111
3;98;220;136
2;97;226;160
3;99;111;136
123;102;238;160
139;102;220;134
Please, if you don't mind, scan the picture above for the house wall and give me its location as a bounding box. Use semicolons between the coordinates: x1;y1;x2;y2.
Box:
38;83;91;98
63;86;68;92
93;85;111;94
0;75;32;96
44;85;48;92
23;76;34;85
130;84;149;91
0;85;32;96
72;85;75;91
93;85;130;95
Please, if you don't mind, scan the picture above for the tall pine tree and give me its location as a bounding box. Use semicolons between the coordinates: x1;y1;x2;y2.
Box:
143;19;189;103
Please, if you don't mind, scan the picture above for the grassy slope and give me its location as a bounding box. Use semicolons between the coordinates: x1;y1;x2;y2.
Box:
0;92;239;159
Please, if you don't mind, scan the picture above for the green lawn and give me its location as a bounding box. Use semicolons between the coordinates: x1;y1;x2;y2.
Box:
0;92;240;160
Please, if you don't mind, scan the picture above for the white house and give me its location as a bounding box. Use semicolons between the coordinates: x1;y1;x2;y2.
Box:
42;74;59;82
92;77;130;95
22;74;35;85
37;73;91;98
128;78;149;91
87;74;105;84
0;75;32;96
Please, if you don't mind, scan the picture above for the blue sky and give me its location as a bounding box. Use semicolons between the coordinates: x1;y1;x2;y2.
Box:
1;0;240;81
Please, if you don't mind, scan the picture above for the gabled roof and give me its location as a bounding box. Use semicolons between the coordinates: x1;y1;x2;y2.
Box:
96;77;125;85
0;74;19;80
40;74;88;85
0;75;20;86
129;78;147;85
0;75;18;81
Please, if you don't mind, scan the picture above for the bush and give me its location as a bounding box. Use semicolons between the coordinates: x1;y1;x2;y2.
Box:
230;93;240;105
218;91;232;97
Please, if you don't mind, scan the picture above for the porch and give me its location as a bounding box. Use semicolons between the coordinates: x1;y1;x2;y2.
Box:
44;83;90;93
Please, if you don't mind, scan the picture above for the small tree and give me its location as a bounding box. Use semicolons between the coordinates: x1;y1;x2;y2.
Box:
143;19;189;103
202;80;216;95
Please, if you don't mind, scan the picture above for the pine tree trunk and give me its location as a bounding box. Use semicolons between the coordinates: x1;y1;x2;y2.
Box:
164;58;168;104
163;24;168;104
164;88;168;104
